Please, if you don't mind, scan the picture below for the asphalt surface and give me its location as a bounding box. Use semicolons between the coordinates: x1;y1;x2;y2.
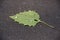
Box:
0;0;60;40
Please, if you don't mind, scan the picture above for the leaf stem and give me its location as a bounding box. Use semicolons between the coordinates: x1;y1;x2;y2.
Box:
40;21;54;28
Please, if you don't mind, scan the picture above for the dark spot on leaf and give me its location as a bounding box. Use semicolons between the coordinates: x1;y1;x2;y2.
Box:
34;19;38;21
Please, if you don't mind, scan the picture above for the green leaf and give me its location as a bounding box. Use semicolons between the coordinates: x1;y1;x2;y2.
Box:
9;10;40;26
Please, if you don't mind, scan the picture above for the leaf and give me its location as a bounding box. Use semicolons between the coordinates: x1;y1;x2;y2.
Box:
9;10;54;28
9;10;40;26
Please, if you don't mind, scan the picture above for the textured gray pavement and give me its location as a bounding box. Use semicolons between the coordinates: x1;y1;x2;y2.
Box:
0;0;60;40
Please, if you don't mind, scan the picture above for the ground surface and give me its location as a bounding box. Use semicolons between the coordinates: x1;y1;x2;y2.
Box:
0;0;60;40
